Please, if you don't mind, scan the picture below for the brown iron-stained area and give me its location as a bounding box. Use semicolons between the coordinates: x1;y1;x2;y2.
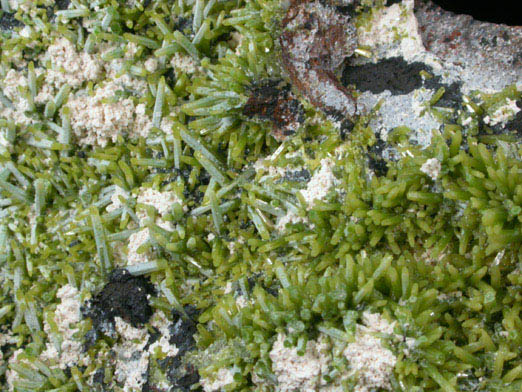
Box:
243;79;305;140
280;0;358;120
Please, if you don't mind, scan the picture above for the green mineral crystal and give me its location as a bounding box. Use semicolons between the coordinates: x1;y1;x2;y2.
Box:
0;1;521;391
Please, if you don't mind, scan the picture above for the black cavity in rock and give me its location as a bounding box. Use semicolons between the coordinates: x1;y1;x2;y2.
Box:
55;0;71;9
68;240;81;248
164;305;201;391
246;275;257;292
506;100;522;137
92;367;104;384
141;368;156;392
168;359;201;392
241;273;280;297
164;67;176;86
340;118;355;140
82;268;154;335
430;0;520;26
323;108;346;122
82;328;99;352
0;11;22;31
284;168;311;183
198;169;211;186
367;135;389;177
47;1;73;23
317;0;356;14
343;57;463;110
511;50;522;67
342;57;427;95
335;4;357;15
232;274;259;296
144;326;161;352
169;305;199;357
91;367;110;392
239;219;253;230
174;16;192;34
424;79;462;109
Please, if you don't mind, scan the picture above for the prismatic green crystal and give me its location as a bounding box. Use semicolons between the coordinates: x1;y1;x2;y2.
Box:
0;1;521;391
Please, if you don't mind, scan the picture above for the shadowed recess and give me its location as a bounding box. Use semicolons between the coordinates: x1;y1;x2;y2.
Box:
430;0;520;26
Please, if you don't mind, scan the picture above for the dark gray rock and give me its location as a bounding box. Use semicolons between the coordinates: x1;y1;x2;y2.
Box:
414;0;522;93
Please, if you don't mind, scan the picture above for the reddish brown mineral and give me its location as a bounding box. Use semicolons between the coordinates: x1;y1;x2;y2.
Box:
280;0;358;119
243;79;305;140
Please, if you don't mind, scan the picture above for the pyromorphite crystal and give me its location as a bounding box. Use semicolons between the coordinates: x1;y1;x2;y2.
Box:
0;1;521;391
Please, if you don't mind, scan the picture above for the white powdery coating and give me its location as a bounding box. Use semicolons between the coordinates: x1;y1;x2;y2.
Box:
0;69;36;127
358;0;427;63
0;106;34;127
1;69;27;102
115;316;148;341
127;228;153;265
235;295;249;309
54;284;82;327
269;333;330;392
125;0;149;7
144;57;159;73
102;54;149;95
115;349;149;391
484;98;521;126
343;325;397;392
361;311;396;335
0;132;10;150
200;367;235;392
224;281;233;294
134;103;175;136
35;82;55;105
0;331;17;347
40;284;83;369
170;52;200;74
276;210;307;232
113;313;178;391
5;349;24;392
126;42;140;58
420;247;447;266
0;68;49;121
106;186;129;212
253;158;287;178
129;189;183;265
65;59;157;147
66;81;136;147
149;311;179;358
420;158;442;181
18;25;32;38
252;144;301;179
137;187;184;216
134;102;153;135
44;38;103;88
300;159;337;208
114;317;150;392
148;335;179;358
